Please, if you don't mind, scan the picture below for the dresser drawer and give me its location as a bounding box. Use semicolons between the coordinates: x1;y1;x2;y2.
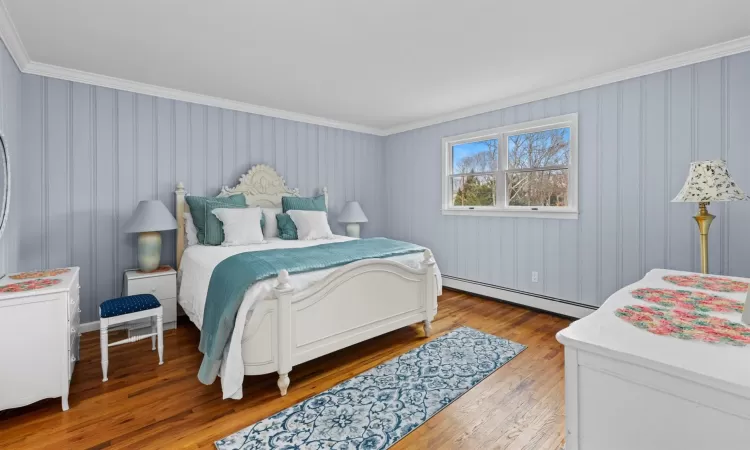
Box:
126;275;176;300
69;333;79;380
67;276;80;321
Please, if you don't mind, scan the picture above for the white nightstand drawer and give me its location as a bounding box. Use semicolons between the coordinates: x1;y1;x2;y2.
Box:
126;275;176;300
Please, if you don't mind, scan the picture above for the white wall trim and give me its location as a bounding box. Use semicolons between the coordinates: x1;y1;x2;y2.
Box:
22;61;387;136
384;35;750;135
1;0;749;137
0;1;29;70
442;275;595;319
80;320;100;334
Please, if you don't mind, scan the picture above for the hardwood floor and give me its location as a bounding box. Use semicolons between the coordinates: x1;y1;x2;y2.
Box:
0;289;571;449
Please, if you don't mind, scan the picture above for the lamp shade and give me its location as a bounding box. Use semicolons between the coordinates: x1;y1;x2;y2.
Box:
122;200;177;233
672;160;748;203
338;201;368;223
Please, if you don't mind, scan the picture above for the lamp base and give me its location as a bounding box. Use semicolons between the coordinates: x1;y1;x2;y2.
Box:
138;231;162;272
345;223;361;238
693;202;714;274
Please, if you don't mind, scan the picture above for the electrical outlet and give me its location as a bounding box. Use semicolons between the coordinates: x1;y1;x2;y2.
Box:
531;271;539;283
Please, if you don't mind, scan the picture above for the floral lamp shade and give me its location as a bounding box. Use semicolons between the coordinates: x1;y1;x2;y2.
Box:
672;160;748;203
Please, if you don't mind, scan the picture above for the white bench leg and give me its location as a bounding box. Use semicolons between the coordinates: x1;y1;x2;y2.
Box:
157;311;164;365
100;323;109;382
151;316;156;351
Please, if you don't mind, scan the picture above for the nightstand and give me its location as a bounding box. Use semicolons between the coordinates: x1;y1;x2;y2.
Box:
123;266;176;335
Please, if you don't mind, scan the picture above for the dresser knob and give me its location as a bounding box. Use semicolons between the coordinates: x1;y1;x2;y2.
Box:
70;299;75;305
71;327;76;333
70;356;76;362
77;308;81;313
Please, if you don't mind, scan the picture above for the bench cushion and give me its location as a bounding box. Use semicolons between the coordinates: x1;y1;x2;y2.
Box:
100;294;161;318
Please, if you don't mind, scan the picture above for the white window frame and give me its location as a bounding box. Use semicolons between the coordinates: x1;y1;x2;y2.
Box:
441;113;578;219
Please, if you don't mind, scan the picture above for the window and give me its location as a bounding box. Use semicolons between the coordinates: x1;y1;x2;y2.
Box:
442;114;577;219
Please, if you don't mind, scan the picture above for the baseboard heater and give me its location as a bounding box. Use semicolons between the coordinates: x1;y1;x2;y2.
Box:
441;275;597;319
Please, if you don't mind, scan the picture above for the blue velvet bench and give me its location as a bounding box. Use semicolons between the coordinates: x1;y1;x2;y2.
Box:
99;294;164;382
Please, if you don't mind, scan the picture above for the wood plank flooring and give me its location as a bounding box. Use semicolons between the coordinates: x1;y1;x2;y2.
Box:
0;289;571;449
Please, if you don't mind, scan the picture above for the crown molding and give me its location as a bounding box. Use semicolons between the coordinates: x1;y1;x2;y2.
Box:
23;61;386;135
384;35;750;135
0;1;29;70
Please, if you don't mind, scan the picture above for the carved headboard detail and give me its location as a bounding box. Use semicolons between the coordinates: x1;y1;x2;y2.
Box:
217;164;300;207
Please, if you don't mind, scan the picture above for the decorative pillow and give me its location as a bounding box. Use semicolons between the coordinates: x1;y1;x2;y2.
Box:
287;210;334;240
211;207;265;246
261;207;282;238
276;213;298;240
282;195;326;213
183;212;199;246
185;194;246;245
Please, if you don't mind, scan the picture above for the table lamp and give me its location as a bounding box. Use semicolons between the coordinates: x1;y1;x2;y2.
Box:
672;160;747;274
123;200;177;272
338;201;368;238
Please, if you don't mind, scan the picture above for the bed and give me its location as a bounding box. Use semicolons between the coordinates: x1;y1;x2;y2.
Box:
175;165;441;399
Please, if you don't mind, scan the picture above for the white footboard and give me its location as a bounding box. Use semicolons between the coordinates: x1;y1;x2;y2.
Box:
240;250;438;395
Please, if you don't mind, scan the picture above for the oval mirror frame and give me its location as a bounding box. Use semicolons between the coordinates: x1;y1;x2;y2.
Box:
0;133;10;242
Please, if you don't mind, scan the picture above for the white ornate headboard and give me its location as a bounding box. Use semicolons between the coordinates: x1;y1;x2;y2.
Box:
175;164;328;268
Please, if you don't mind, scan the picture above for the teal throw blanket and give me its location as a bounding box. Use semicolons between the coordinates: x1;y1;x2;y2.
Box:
198;238;425;384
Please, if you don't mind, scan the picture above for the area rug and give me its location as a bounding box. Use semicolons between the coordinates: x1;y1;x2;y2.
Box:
216;327;526;449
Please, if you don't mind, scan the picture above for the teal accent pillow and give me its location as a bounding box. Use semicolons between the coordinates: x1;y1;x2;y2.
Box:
186;194;246;245
282;195;326;213
276;213;298;240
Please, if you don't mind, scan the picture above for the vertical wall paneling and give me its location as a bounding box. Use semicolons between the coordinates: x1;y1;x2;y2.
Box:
17;76;386;323
384;51;750;308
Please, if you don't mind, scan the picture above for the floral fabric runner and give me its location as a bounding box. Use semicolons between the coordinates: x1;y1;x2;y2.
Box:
615;305;750;346
630;288;744;314
9;268;70;280
662;274;749;293
0;278;62;292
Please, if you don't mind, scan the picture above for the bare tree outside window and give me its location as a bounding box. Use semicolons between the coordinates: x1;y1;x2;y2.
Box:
450;139;497;206
506;128;569;207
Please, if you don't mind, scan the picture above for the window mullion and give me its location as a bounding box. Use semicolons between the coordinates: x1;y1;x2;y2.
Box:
497;132;507;209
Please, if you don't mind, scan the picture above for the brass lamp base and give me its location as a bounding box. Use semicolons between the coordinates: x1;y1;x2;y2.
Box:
693;202;714;274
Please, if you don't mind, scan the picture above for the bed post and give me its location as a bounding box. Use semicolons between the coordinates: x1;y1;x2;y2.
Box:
322;186;329;210
274;269;294;396
422;249;437;337
175;182;186;270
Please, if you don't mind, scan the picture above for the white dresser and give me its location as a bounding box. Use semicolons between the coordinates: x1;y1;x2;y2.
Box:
557;269;750;450
0;267;80;412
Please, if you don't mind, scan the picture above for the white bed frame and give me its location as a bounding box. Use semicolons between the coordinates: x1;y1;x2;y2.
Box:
175;164;438;396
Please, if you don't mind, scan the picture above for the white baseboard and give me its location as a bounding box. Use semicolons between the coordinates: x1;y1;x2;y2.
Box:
79;320;100;334
442;276;595;319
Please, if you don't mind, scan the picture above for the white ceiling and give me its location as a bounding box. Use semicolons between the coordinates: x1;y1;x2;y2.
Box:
3;0;750;134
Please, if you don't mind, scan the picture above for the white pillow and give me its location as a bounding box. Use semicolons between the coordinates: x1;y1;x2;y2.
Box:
211;207;265;246
287;210;333;240
184;212;199;246
261;207;282;239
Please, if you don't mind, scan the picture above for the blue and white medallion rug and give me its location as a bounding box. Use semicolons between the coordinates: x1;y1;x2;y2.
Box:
216;327;526;450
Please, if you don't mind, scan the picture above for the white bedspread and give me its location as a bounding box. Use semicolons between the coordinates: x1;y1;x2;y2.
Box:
178;235;442;399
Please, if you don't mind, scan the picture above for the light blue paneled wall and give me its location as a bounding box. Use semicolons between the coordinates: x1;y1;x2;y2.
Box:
385;52;750;307
18;76;386;323
0;41;22;277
